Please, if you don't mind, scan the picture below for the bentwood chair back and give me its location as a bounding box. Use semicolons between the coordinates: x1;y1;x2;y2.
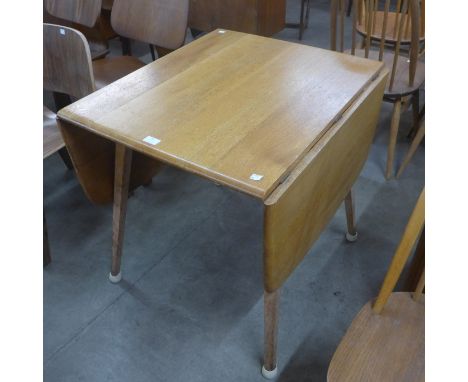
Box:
43;23;161;204
45;0;102;28
328;188;425;381
91;0;190;90
330;0;425;179
111;0;190;52
44;0;112;62
43;23;96;99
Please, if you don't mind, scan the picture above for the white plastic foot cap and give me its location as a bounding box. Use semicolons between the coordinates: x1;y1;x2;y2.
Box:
346;232;358;242
262;365;278;379
109;271;122;283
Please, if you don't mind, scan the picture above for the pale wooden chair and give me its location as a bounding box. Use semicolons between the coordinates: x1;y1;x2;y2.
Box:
330;0;425;179
92;0;190;90
355;0;425;46
43;23;162;264
328;188;425;381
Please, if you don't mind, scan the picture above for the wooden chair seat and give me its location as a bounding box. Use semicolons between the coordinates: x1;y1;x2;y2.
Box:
43;106;65;159
351;49;424;97
328;292;424;382
356;11;425;45
92;56;145;90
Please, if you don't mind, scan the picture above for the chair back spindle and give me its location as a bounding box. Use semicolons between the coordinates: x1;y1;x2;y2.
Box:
413;268;425;302
330;0;423;96
379;0;391;60
372;189;425;314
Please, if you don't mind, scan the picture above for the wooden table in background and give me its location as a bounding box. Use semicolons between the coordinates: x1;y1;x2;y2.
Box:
58;30;388;377
189;0;286;36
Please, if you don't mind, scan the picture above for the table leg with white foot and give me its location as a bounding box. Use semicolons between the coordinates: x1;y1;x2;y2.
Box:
344;190;358;242
262;289;279;379
109;143;132;283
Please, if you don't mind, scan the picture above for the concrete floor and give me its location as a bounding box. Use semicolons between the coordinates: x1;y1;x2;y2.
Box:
43;1;425;381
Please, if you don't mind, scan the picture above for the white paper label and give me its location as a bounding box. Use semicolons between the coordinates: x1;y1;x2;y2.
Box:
143;136;161;146
250;174;263;181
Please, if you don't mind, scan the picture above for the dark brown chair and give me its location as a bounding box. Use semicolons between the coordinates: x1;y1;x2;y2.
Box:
328;189;424;381
330;0;425;179
92;0;190;89
43;23;161;264
44;0;113;60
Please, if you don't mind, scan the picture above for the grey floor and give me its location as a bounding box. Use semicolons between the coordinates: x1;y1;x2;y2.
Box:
43;1;425;381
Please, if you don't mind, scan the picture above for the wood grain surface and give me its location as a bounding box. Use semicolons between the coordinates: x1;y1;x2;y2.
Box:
111;0;189;50
43;24;95;99
188;0;286;37
45;0;102;28
328;292;424;382
58;30;383;200
263;68;387;292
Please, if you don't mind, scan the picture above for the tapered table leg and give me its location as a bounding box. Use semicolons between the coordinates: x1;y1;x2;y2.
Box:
109;143;132;283
262;289;279;379
344;190;358;242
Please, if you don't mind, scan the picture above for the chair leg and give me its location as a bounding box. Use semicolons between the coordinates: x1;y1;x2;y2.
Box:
121;37;132;56
347;0;353;17
305;0;311;28
396;121;425;178
43;213;51;266
58;147;73;170
344;190;358;242
385;99;402;180
406;89;420;138
53;92;72;111
299;0;306;40
149;44;156;61
262;289;279;379
109;143;132;283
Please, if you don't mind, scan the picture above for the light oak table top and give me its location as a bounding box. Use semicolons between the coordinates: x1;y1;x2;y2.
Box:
58;29;383;200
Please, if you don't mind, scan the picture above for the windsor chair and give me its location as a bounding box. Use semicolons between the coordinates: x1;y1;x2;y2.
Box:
328;188;425;381
331;0;425;179
43;23;162;265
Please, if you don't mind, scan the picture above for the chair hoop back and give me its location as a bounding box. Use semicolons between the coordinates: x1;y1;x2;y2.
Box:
331;0;424;93
43;23;95;101
111;0;189;50
45;0;102;28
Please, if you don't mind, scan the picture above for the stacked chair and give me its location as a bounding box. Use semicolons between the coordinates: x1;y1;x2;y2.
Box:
43;23;162;263
45;0;190;90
